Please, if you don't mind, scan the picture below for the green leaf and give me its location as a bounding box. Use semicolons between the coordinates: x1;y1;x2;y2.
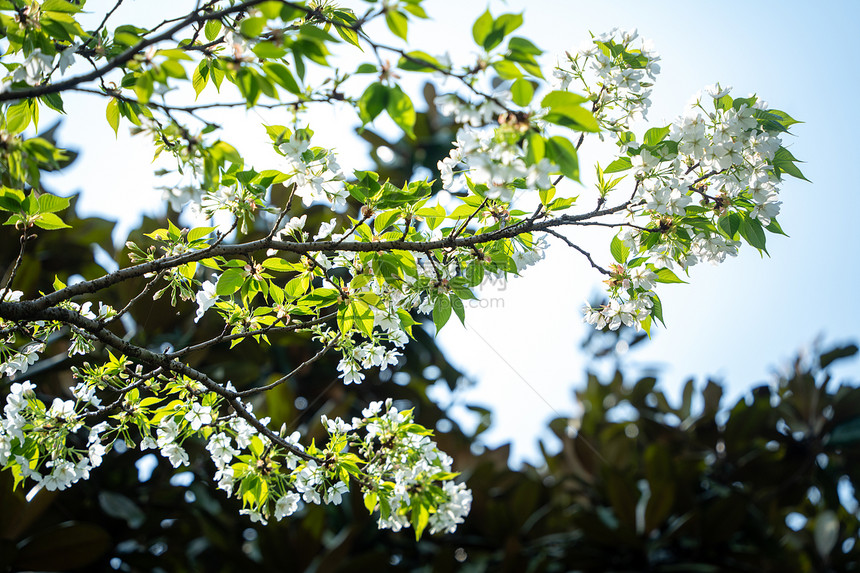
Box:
545;136;579;181
772;146;809;181
261;257;294;272
204;19;222;42
491;59;522;79
525;131;545;164
42;0;83;13
541;90;588;108
252;42;287;59
37;193;70;214
397;50;441;72
253;0;281;18
187;226;217;242
830;417;860;446
192;61;209;98
216;268;245;296
22;194;38;216
610;235;629;264
374;209;401;232
0;188;23;212
358;83;389;124
472;9;493;47
386;86;415;138
541;91;599;132
643;125;670;147
508;36;543;56
364;491;378;514
284;275;309;299
740;214;767;251
239;16;267;38
604;157;632;173
34;213;71;230
106;99;120;135
718;212;741;238
334;18;361;48
765;218;788;237
262;62;301;95
411;500;430;540
6;100;31;134
539;187;555;206
385;10;408;40
432;295;452;333
451;295;465;325
651;294;665;327
349;299;375;337
511;78;534;106
41;92;65;114
654;268;686;284
483;13;523;51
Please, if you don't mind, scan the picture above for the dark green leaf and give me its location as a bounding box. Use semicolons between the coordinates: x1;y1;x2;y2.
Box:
262;62;301;95
739;214;767;251
432;295;452;333
718;212;741;238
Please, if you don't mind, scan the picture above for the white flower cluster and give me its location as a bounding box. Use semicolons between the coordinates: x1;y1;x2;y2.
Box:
436;93;507;127
567;30;789;334
555;28;660;133
0;381;109;491
189;396;470;533
626;85;784;271
279;133;348;209
584;297;652;331
438;126;554;202
355;400;472;534
0;341;44;378
0;44;77;93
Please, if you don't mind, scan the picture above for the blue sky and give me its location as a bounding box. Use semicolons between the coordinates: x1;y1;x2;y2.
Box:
39;0;860;463
412;0;860;461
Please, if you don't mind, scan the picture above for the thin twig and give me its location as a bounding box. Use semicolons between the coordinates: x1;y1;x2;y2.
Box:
166;311;336;359
103;270;167;326
234;335;339;398
83;0;126;49
545;229;609;275
1;232;30;303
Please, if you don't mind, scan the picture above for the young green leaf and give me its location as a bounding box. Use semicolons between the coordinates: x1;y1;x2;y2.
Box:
358;83;389;124
545;136;580;181
386;86;416;138
610;235;629;264
432;295;452;333
106;99;120;135
511;78;534;106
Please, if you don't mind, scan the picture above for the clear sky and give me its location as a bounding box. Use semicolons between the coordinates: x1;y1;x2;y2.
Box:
39;0;860;464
